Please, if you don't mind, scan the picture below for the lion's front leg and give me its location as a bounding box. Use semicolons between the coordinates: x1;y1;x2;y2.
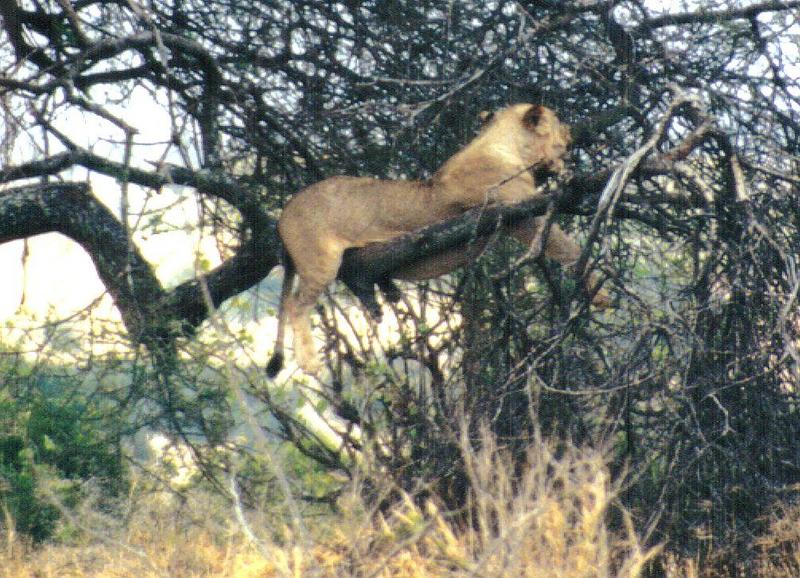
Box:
539;223;611;308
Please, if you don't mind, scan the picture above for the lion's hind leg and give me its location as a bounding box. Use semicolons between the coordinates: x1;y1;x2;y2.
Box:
340;267;383;320
288;245;345;374
288;284;322;373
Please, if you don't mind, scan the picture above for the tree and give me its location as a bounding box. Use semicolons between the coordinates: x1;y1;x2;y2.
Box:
2;0;800;565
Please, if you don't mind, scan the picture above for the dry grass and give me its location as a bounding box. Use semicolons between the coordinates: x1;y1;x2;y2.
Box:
0;430;657;578
751;497;800;577
5;432;798;577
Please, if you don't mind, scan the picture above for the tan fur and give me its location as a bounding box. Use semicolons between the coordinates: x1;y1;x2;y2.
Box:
268;104;600;376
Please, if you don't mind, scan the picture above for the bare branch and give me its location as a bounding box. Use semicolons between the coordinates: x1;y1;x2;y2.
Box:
0;182;165;343
0;180;279;346
635;0;800;33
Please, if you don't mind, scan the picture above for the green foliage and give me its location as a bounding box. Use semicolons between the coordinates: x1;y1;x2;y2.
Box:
0;431;60;542
0;370;128;542
26;396;127;494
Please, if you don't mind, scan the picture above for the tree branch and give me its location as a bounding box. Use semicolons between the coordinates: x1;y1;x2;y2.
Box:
0;150;270;231
635;1;800;33
158;220;280;329
0;1;54;69
0;181;280;349
340;195;552;285
0;182;165;343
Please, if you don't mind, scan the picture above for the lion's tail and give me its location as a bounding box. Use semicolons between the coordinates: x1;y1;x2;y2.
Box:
266;249;295;378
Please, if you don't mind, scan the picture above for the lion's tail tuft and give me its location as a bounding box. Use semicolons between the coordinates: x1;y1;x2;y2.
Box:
265;351;284;378
266;247;294;378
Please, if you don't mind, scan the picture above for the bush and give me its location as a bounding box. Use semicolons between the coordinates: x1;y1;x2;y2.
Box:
0;375;128;542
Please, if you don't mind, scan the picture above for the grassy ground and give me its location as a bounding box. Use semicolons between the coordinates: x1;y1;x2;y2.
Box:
2;435;799;578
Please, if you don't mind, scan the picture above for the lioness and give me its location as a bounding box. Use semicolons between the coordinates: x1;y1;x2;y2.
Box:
267;104;605;376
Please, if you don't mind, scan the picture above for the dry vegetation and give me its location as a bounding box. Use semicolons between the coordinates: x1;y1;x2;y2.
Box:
4;429;799;578
4;430;652;578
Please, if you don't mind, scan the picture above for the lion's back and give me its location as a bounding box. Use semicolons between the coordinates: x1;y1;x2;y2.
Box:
279;176;425;247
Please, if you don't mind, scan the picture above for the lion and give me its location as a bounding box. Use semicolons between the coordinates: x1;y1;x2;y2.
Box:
267;104;608;376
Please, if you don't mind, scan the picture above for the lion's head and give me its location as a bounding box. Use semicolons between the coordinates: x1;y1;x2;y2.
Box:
479;104;572;176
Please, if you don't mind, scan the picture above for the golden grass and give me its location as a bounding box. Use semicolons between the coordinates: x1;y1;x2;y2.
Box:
3;431;798;578
751;497;800;577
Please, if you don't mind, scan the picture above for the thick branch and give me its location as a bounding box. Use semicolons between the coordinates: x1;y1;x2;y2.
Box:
0;182;165;343
0;181;280;347
158;220;280;329
340;196;551;284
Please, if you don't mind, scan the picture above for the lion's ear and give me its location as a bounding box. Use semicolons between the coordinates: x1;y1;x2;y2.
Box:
478;110;495;125
522;104;545;130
